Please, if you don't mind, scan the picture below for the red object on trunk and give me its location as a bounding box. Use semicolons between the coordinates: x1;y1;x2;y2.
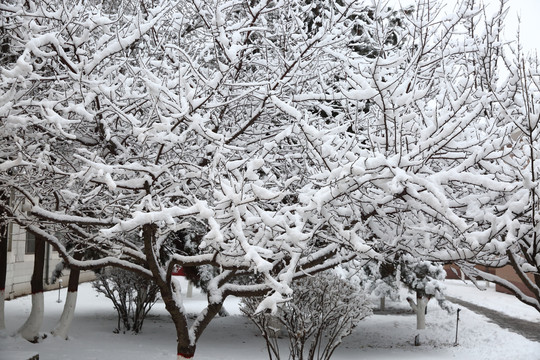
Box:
172;265;186;276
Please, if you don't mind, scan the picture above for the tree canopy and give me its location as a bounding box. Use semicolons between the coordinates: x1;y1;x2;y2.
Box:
2;0;538;357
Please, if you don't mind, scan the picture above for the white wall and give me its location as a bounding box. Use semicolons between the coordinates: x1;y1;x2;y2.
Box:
5;222;94;299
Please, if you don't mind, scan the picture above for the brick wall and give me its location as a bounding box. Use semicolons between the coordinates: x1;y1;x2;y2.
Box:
444;264;536;297
494;265;536;297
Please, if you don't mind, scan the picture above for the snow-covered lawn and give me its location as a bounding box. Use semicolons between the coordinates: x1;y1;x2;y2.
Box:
444;279;540;322
1;279;539;360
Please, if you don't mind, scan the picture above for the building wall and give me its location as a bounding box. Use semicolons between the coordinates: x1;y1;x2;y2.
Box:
444;264;535;297
444;264;463;280
494;265;535;297
5;222;94;299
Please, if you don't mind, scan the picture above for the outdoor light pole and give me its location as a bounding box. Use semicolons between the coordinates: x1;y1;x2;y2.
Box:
57;278;63;303
454;308;461;346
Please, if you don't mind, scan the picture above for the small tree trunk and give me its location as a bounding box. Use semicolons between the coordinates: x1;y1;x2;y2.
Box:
0;224;7;332
379;296;385;311
0;190;8;332
18;234;45;342
406;291;427;330
415;294;426;330
51;252;82;339
51;291;77;339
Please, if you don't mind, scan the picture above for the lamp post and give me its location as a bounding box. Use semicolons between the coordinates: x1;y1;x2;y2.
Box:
454;308;461;346
57;278;63;303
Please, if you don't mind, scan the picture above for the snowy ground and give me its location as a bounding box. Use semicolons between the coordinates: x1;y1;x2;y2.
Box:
1;278;539;360
443;279;540;323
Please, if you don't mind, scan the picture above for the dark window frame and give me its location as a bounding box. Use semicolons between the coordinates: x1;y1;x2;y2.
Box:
25;230;35;254
7;222;12;252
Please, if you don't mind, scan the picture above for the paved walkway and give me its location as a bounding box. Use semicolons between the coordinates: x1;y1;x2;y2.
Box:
446;296;540;342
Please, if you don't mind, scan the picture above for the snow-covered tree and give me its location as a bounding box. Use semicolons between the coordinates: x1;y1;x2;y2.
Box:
282;0;519;302
400;256;451;330
357;254;451;332
379;0;540;315
357;257;400;310
0;0;526;356
458;47;540;312
0;0;372;357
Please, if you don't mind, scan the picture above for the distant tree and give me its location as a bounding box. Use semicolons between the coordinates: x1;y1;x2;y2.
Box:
357;258;400;311
358;255;452;332
400;256;451;331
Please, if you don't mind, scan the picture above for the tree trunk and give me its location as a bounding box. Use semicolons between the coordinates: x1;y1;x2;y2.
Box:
142;224;195;359
415;294;427;330
0;288;5;333
51;252;83;339
0;190;8;332
0;289;4;336
177;353;194;360
406;291;427;330
0;223;7;332
407;291;427;346
18;234;45;342
51;291;77;340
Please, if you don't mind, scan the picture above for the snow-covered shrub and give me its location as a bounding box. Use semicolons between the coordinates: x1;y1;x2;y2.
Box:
242;271;371;360
93;268;159;334
399;256;452;312
357;259;401;304
358;255;452;311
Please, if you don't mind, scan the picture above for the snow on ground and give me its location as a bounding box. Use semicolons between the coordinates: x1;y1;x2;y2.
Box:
1;278;539;360
443;279;540;322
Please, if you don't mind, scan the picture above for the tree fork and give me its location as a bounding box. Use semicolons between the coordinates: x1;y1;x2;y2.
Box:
142;224;194;358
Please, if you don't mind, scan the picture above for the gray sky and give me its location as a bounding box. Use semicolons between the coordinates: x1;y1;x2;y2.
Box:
387;0;539;52
504;0;540;52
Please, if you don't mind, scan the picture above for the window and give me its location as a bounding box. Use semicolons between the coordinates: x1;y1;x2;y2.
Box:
0;223;10;252
25;231;35;254
7;223;12;252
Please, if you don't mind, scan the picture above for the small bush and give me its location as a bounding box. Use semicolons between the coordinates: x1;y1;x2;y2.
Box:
242;271;371;360
93;268;160;334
